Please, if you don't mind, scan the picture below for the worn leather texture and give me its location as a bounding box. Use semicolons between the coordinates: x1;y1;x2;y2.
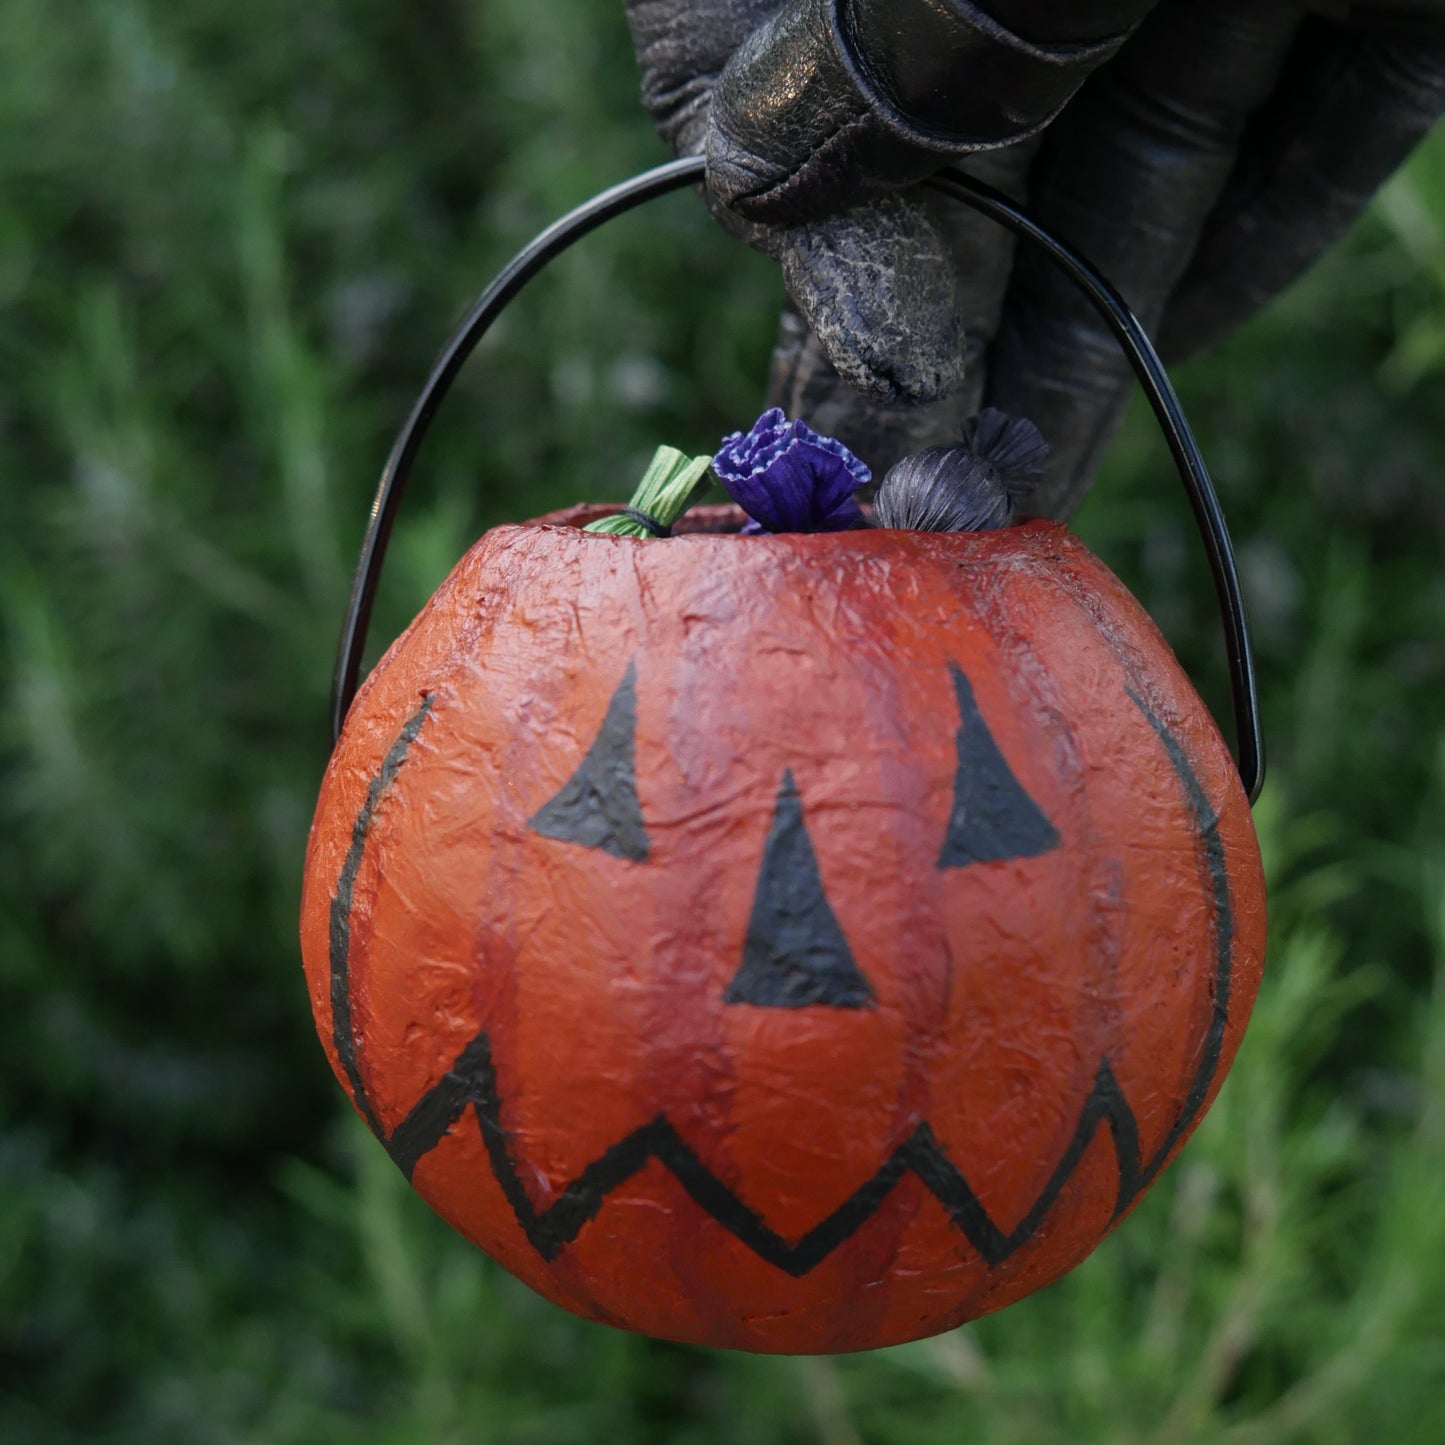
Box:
706;0;1139;219
627;0;1445;514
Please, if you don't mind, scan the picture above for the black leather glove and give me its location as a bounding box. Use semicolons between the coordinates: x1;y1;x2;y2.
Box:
627;0;1445;515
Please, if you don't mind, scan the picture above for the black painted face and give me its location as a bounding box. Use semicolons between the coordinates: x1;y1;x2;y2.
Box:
328;674;1237;1282
526;659;1059;1010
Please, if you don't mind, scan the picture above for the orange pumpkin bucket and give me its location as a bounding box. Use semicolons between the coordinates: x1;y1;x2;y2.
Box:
300;159;1267;1354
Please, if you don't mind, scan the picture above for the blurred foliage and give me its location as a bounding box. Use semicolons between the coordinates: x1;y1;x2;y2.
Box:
1;1;1443;1440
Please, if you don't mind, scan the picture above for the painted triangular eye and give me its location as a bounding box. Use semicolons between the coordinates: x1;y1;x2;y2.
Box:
528;662;649;862
939;664;1059;869
725;771;874;1009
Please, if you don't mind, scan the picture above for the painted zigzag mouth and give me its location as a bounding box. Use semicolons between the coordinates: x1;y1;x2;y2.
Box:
383;1031;1149;1275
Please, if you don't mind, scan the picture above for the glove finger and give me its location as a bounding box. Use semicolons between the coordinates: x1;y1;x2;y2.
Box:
1160;10;1445;360
765;143;1038;472
627;2;1009;413
625;0;783;153
985;0;1304;517
930;143;1041;411
706;0;1154;224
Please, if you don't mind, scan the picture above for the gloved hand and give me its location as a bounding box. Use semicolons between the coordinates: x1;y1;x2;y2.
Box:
626;0;1445;515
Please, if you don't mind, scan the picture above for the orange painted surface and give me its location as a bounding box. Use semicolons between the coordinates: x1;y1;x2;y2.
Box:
299;508;1266;1353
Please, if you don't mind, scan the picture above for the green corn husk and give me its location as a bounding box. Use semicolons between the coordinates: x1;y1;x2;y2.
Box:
584;446;713;537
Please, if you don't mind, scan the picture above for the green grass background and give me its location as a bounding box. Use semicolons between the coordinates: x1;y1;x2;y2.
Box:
3;2;1444;1440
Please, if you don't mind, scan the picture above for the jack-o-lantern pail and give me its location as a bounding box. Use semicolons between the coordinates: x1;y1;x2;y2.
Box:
300;160;1266;1354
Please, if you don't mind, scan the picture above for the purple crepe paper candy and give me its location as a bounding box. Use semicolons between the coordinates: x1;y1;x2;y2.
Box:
713;408;871;533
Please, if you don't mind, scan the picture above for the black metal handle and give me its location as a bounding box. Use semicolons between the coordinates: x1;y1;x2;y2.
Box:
330;155;1264;804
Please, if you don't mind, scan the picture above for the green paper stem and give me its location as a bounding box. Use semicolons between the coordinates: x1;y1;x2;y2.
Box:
584;446;713;537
